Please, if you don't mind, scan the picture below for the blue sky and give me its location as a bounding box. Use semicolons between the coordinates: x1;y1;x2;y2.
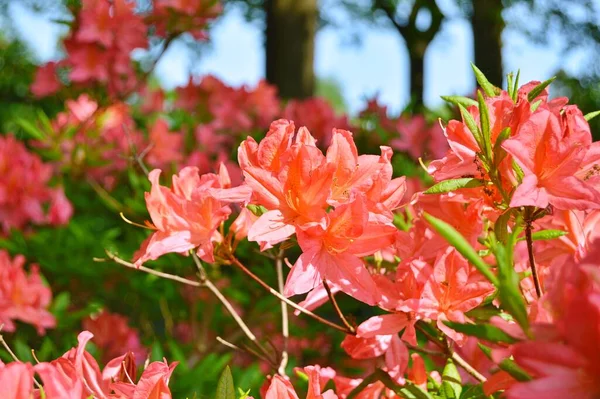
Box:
9;0;567;115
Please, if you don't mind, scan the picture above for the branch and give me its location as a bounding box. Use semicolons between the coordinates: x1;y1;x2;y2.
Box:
275;249;289;376
374;0;406;36
190;253;278;369
415;323;487;383
228;255;354;334
97;251;200;287
450;350;487;383
525;219;543;298
323;279;355;334
98;251;279;371
0;325;43;389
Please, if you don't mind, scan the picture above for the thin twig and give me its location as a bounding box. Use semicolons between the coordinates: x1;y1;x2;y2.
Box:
275;249;289;375
450;350;487;382
96;251;200;287
525;221;543;298
31;349;41;364
228;255;354;334
190;253;278;370
406;343;444;357
0;325;20;363
415;323;487;383
102;251;280;371
415;323;445;351
216;336;242;352
0;325;43;389
323;279;355;334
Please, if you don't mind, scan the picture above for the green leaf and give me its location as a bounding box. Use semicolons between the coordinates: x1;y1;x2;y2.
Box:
459;385;486;399
527;77;556;102
512;160;524;183
477;90;491;158
492;127;511;166
237;388;252;399
443;321;517;344
472;64;499;97
478;343;532;382
584;110;600;122
150;340;164;362
494;210;513;244
424;178;484;194
167;340;190;371
347;370;433;399
495;243;529;331
530;99;543;112
517;229;567;242
441;95;478;108
246;204;267;217
16;119;46;140
458;104;484;150
401;382;434;399
423;213;498;285
216;366;235;399
507;72;515;100
440;359;462;399
37;110;55;136
50;291;71;316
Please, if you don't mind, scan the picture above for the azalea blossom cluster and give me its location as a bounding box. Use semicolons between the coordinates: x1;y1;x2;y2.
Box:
132;164;251;266
83;310;147;364
175;75;281;133
30;0;221;98
358;98;448;161
0;135;72;233
34;94;144;189
483;241;600;398
10;58;600;398
282;97;352;148
122;71;600;398
0;331;177;399
152;0;222;40
0;250;55;335
32;0;148;97
239;119;405;304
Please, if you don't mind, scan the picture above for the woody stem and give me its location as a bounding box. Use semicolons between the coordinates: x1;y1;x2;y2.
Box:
190;253;278;369
0;325;43;389
97;251;279;370
415;323;487;383
275;249;289;375
322;279;355;334
525;219;543;298
228;255;354;334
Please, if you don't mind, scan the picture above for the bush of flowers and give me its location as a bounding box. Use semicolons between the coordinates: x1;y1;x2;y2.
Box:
0;1;599;398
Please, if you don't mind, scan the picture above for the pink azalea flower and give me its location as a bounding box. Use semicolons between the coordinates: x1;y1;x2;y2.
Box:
82;310;147;364
390;115;447;160
30;62;61;97
145;119;184;169
0;135;72;233
283;97;352;148
503;106;600;210
0;361;34;399
263;365;338;399
34;331;177;399
134;166;250;266
284;195;396;305
341;333;409;384
404;248;494;344
0;250;55;335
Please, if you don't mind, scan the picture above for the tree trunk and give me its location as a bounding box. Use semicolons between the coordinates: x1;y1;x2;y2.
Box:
374;0;443;110
409;50;425;108
265;0;317;99
471;0;505;87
